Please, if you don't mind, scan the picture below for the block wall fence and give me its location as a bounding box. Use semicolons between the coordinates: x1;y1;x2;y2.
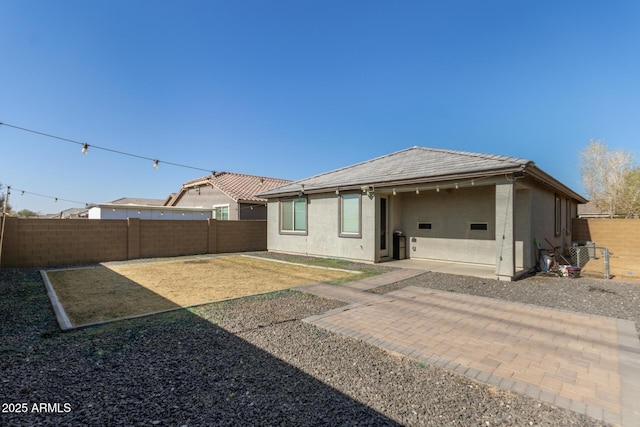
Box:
0;217;267;267
572;218;640;256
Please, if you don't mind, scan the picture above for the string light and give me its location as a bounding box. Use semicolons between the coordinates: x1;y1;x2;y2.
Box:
0;121;214;174
8;187;89;207
153;159;159;169
415;188;419;195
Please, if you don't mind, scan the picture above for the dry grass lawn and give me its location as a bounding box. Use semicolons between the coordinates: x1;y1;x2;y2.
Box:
46;255;356;326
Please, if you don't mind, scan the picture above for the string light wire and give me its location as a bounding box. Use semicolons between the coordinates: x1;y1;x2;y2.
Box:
11;187;90;207
0;121;214;173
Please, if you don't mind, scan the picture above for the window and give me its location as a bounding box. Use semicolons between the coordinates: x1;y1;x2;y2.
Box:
470;223;488;231
281;198;307;233
555;195;561;236
339;194;361;237
214;205;229;220
418;222;432;230
566;200;572;233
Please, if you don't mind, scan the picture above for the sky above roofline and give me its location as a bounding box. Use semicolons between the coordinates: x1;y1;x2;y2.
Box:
1;1;638;213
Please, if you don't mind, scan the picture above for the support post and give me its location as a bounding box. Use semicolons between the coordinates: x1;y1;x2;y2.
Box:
495;182;515;281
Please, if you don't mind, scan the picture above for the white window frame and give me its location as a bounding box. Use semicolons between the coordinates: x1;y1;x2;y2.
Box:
339;193;361;238
213;204;229;220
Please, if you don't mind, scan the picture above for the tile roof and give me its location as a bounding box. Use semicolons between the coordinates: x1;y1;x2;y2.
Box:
259;146;532;197
182;172;292;203
109;197;166;206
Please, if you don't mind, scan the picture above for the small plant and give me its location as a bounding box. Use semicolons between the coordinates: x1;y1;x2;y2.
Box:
412;360;429;370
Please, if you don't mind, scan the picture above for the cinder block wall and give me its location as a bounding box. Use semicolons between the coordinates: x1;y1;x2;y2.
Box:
0;218;128;267
0;217;266;267
572;219;640;256
216;220;267;253
139;220;209;258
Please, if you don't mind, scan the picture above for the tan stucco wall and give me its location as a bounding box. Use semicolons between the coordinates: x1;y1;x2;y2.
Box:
266;193;376;262
397;185;496;265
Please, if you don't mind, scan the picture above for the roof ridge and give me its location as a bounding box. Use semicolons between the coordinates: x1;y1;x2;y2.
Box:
418;146;531;165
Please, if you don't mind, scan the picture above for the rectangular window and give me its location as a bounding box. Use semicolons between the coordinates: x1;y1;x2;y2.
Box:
566;200;572;233
214;205;229;220
340;194;361;237
418;222;432;230
470;223;488;231
555;195;561;236
281;198;307;233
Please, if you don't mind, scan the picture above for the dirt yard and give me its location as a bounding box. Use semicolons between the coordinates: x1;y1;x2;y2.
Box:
580;254;640;281
45;255;357;326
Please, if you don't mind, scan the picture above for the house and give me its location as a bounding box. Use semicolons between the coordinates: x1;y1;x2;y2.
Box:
88;204;213;220
165;172;291;221
258;147;588;281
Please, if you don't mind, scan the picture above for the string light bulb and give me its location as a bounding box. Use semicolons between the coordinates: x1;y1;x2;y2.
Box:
153;159;159;169
392;188;396;196
471;179;475;186
81;143;89;155
436;186;440;193
416;188;420;195
455;183;459;189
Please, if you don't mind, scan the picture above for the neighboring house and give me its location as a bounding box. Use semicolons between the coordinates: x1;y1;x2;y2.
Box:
88;196;210;220
577;201;613;218
109;197;166;206
258;147;588;281
56;207;89;219
88;204;213;220
166;172;291;221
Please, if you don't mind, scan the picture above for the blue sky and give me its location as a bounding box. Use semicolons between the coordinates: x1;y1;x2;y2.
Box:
1;0;639;213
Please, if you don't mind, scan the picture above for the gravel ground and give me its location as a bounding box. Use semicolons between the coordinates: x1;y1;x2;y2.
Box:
2;261;637;426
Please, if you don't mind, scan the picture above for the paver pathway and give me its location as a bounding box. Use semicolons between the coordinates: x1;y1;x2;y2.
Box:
297;270;640;426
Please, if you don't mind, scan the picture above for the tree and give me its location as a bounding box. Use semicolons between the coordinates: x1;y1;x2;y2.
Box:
17;209;38;218
579;140;638;218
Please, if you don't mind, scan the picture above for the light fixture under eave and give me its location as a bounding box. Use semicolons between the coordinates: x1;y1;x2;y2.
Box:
471;179;475;186
416;188;420;195
153;159;159;169
392;188;396;196
436;186;440;193
81;143;89;155
455;183;459;189
335;189;339;195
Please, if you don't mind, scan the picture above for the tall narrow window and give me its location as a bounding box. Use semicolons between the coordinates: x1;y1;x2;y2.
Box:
281;198;307;233
555;195;561;236
566;200;572;233
339;194;361;237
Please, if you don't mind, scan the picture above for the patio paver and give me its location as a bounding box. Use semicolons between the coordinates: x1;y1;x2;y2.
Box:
297;270;640;426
